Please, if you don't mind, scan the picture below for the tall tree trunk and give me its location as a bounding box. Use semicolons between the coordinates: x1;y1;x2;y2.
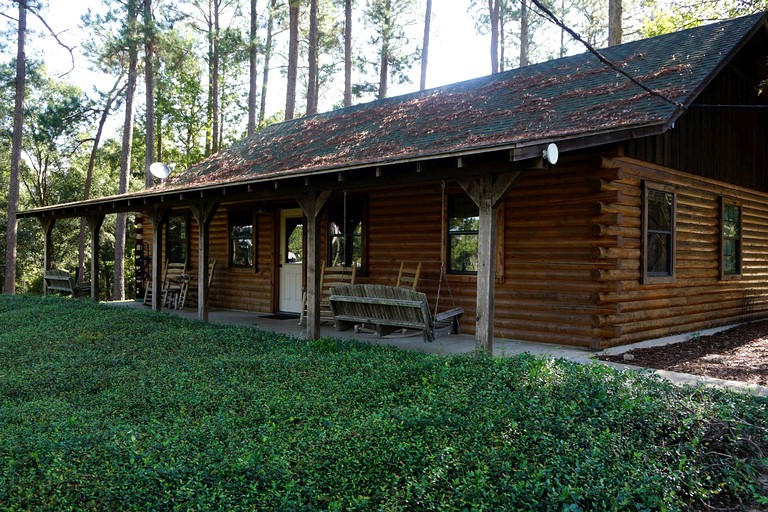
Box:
489;0;499;74
3;0;26;294
378;50;388;99
559;0;565;58
114;0;139;301
377;0;391;99
247;0;258;135
519;0;528;67
419;0;431;90
608;0;622;46
259;0;276;127
78;78;124;283
343;0;352;106
285;0;299;120
144;0;155;189
211;0;221;153
499;1;505;72
204;2;213;155
306;0;318;114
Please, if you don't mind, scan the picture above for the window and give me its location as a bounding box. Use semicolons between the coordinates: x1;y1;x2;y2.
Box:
285;217;303;264
327;196;366;269
721;200;742;278
166;214;187;264
642;184;675;283
448;194;479;274
229;209;255;268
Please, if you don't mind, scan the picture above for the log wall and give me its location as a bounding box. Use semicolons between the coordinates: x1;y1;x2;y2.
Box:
137;150;768;349
598;156;768;347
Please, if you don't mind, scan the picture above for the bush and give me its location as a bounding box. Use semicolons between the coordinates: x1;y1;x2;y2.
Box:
0;295;766;511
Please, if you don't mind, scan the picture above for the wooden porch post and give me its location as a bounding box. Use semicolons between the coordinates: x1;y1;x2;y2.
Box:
190;202;219;321
457;172;521;354
150;208;169;311
296;190;331;340
41;218;55;295
86;214;105;301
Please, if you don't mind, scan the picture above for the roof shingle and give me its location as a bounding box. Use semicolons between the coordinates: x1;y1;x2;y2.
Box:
159;13;767;190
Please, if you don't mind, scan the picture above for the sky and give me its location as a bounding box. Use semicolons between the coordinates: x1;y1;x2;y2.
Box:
29;0;493;126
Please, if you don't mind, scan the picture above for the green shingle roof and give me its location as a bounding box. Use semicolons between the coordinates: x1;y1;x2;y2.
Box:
166;13;766;189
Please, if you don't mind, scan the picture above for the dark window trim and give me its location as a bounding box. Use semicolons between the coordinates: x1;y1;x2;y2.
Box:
165;212;189;264
720;197;742;281
228;207;257;270
642;182;676;284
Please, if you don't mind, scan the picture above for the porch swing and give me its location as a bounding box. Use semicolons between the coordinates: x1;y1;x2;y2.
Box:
328;181;464;342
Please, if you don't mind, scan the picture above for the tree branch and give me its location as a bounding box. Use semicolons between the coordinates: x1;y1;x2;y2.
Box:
25;3;76;77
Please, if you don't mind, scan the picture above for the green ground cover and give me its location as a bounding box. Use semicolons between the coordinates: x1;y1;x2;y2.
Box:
0;295;766;511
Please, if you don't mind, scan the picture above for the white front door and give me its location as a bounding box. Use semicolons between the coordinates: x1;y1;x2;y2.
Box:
279;209;304;313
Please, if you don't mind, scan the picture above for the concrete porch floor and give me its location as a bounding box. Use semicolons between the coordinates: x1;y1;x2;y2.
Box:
112;300;768;396
118;300;595;362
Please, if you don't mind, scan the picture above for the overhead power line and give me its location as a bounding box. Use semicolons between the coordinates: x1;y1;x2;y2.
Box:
527;0;686;110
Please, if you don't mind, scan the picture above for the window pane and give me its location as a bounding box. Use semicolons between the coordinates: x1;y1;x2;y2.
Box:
229;211;254;268
648;190;672;232
448;195;479;273
647;232;671;275
724;239;738;275
449;195;479;232
723;205;741;276
450;234;479;273
327;199;364;268
286;218;303;264
724;205;740;239
167;216;186;263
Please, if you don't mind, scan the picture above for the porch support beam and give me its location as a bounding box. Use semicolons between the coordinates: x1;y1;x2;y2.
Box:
41;218;55;295
190;202;219;321
150;208;170;311
295;190;331;340
456;171;522;354
86;214;105;301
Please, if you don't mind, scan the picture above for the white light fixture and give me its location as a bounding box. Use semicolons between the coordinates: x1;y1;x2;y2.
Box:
149;162;174;180
542;143;559;165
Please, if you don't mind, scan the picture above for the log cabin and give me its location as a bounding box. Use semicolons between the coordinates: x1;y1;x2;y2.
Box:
18;13;768;351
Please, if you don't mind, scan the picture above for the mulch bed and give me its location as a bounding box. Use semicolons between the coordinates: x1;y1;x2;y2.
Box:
599;320;768;386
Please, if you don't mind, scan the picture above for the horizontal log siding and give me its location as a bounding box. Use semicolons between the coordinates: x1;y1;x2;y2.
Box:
365;154;613;348
600;156;768;347
139;205;274;313
208;208;273;312
365;181;450;316
498;154;617;348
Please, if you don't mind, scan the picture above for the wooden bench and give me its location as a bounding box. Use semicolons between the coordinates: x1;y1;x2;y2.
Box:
329;284;463;342
44;269;91;298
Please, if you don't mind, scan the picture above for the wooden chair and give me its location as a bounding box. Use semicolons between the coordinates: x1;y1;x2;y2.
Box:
299;264;357;326
396;261;421;290
178;259;216;310
162;261;187;309
143;259;166;306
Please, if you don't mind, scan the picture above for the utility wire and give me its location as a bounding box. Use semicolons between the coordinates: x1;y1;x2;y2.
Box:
527;0;686;110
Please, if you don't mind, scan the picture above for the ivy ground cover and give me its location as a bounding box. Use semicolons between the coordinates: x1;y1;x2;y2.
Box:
0;295;766;511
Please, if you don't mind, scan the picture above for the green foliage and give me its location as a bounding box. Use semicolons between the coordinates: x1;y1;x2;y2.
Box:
640;0;768;37
0;295;766;511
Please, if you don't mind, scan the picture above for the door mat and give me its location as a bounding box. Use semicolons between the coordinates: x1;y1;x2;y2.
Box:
260;313;300;320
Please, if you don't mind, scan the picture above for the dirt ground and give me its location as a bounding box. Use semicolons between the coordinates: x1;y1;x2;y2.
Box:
599;321;768;386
